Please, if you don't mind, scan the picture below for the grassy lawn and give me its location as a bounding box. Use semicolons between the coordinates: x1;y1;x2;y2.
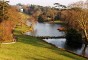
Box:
0;25;87;60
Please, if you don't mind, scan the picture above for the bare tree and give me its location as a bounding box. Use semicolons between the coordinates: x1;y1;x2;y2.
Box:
75;10;88;55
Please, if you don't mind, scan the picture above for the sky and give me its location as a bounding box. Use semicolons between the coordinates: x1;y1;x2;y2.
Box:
7;0;86;7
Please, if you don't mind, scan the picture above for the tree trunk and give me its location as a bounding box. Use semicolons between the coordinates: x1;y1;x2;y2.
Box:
82;44;87;56
83;29;88;42
82;29;88;56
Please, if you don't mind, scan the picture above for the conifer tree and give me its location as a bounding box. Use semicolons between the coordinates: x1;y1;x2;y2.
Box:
0;0;9;22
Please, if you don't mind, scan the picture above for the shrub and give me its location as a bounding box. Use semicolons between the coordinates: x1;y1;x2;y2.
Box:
38;15;44;23
66;28;83;48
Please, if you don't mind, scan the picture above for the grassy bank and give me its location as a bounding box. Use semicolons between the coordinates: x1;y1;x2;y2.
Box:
0;13;87;60
0;27;87;60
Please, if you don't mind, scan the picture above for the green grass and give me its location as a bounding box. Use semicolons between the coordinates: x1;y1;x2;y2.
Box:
0;26;87;60
16;25;31;33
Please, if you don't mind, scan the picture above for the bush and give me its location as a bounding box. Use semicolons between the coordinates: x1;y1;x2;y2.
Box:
38;15;44;23
66;28;83;48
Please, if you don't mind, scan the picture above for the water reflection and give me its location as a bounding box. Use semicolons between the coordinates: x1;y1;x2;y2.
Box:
43;39;88;57
25;22;65;37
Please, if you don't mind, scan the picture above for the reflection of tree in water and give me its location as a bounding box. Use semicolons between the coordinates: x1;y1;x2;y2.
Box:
31;29;37;36
27;16;37;32
64;42;82;52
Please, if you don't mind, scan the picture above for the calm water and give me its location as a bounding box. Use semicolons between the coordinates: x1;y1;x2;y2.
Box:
43;39;88;57
25;22;65;37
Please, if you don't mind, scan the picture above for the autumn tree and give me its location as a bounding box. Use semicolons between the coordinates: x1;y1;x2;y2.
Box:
73;9;88;56
63;8;88;56
0;0;10;42
0;0;20;42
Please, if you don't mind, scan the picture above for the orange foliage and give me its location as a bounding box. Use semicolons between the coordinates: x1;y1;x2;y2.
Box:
0;6;20;42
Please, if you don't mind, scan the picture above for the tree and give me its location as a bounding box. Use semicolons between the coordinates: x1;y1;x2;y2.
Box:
63;8;88;56
73;9;88;56
54;3;67;9
54;12;60;20
0;0;9;22
54;3;67;22
38;14;44;22
2;6;21;42
67;1;84;8
0;0;10;42
0;0;21;42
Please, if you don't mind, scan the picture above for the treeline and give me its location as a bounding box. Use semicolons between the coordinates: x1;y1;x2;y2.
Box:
19;5;61;22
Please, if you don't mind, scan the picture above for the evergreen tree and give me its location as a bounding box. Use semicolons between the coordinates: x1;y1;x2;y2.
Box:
0;0;9;22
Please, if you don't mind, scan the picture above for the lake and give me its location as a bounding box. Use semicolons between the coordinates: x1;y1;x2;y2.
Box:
25;22;65;37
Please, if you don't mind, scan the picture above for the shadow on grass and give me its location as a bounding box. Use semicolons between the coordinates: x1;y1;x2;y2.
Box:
24;55;54;60
15;35;52;48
